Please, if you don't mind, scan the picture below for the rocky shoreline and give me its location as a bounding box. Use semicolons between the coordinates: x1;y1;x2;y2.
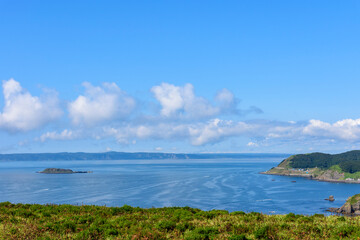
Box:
327;194;360;216
261;167;360;184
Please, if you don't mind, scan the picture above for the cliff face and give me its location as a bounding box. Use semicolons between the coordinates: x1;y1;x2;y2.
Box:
331;194;360;215
316;170;344;181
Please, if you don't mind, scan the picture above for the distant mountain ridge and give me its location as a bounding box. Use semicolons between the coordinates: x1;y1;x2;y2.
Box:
0;152;290;161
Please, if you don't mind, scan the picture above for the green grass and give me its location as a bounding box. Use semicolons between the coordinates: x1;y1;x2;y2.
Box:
348;194;360;205
344;171;360;180
329;165;343;173
1;202;360;239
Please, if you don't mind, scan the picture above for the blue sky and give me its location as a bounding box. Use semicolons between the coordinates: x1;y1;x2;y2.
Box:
0;0;359;154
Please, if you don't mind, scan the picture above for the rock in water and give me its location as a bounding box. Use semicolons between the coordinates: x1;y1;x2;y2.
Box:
325;195;335;201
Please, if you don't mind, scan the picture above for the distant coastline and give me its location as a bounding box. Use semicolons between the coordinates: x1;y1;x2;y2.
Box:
261;167;360;184
0;152;290;161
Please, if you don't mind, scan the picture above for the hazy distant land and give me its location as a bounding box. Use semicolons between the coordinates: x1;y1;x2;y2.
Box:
0;152;290;161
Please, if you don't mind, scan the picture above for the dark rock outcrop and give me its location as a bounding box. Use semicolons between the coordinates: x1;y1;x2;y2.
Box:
325;195;335;201
38;168;91;174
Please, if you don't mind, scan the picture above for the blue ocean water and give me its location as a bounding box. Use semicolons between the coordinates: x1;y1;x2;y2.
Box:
0;157;359;215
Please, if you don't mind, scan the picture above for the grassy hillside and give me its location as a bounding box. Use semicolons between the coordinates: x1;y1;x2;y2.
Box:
279;150;360;173
1;202;360;239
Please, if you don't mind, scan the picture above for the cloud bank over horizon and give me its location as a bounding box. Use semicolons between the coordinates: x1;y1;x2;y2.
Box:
1;79;360;152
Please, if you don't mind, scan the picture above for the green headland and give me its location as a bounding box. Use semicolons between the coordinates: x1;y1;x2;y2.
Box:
262;150;360;183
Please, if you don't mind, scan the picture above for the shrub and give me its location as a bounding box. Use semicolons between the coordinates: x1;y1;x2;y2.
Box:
176;222;194;232
16;209;36;218
279;223;290;230
297;216;313;223
156;220;177;231
119;205;134;213
284;212;299;221
195;211;217;219
254;225;273;240
104;228;118;236
110;207;120;215
0;201;12;207
173;209;194;221
231;211;246;216
312;213;325;218
336;225;357;237
229;234;248;240
75;230;90;239
10;228;17;235
186;226;219;239
41;211;51;218
62;220;77;232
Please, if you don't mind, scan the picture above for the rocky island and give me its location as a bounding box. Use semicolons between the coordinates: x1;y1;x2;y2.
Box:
38;168;92;174
262;150;360;184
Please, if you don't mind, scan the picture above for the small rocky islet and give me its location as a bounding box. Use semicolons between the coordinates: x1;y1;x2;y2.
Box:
38;168;92;174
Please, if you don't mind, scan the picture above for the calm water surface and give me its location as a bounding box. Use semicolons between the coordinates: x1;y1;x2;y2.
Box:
1;157;359;215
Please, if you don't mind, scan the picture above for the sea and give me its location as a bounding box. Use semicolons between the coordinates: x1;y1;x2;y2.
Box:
1;155;359;215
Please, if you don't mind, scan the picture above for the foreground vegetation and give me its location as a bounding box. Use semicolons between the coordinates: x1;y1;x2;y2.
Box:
1;202;360;239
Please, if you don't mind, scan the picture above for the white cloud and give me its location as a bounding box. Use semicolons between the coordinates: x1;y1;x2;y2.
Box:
36;117;360;149
151;83;186;117
215;88;235;104
100;118;360;147
188;119;258;145
151;83;219;118
303;119;360;141
16;79;360;149
0;79;62;131
100;119;259;146
151;83;261;119
247;142;258;147
155;147;163;151
215;88;237;113
68;82;135;126
39;129;75;142
102;123;189;144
